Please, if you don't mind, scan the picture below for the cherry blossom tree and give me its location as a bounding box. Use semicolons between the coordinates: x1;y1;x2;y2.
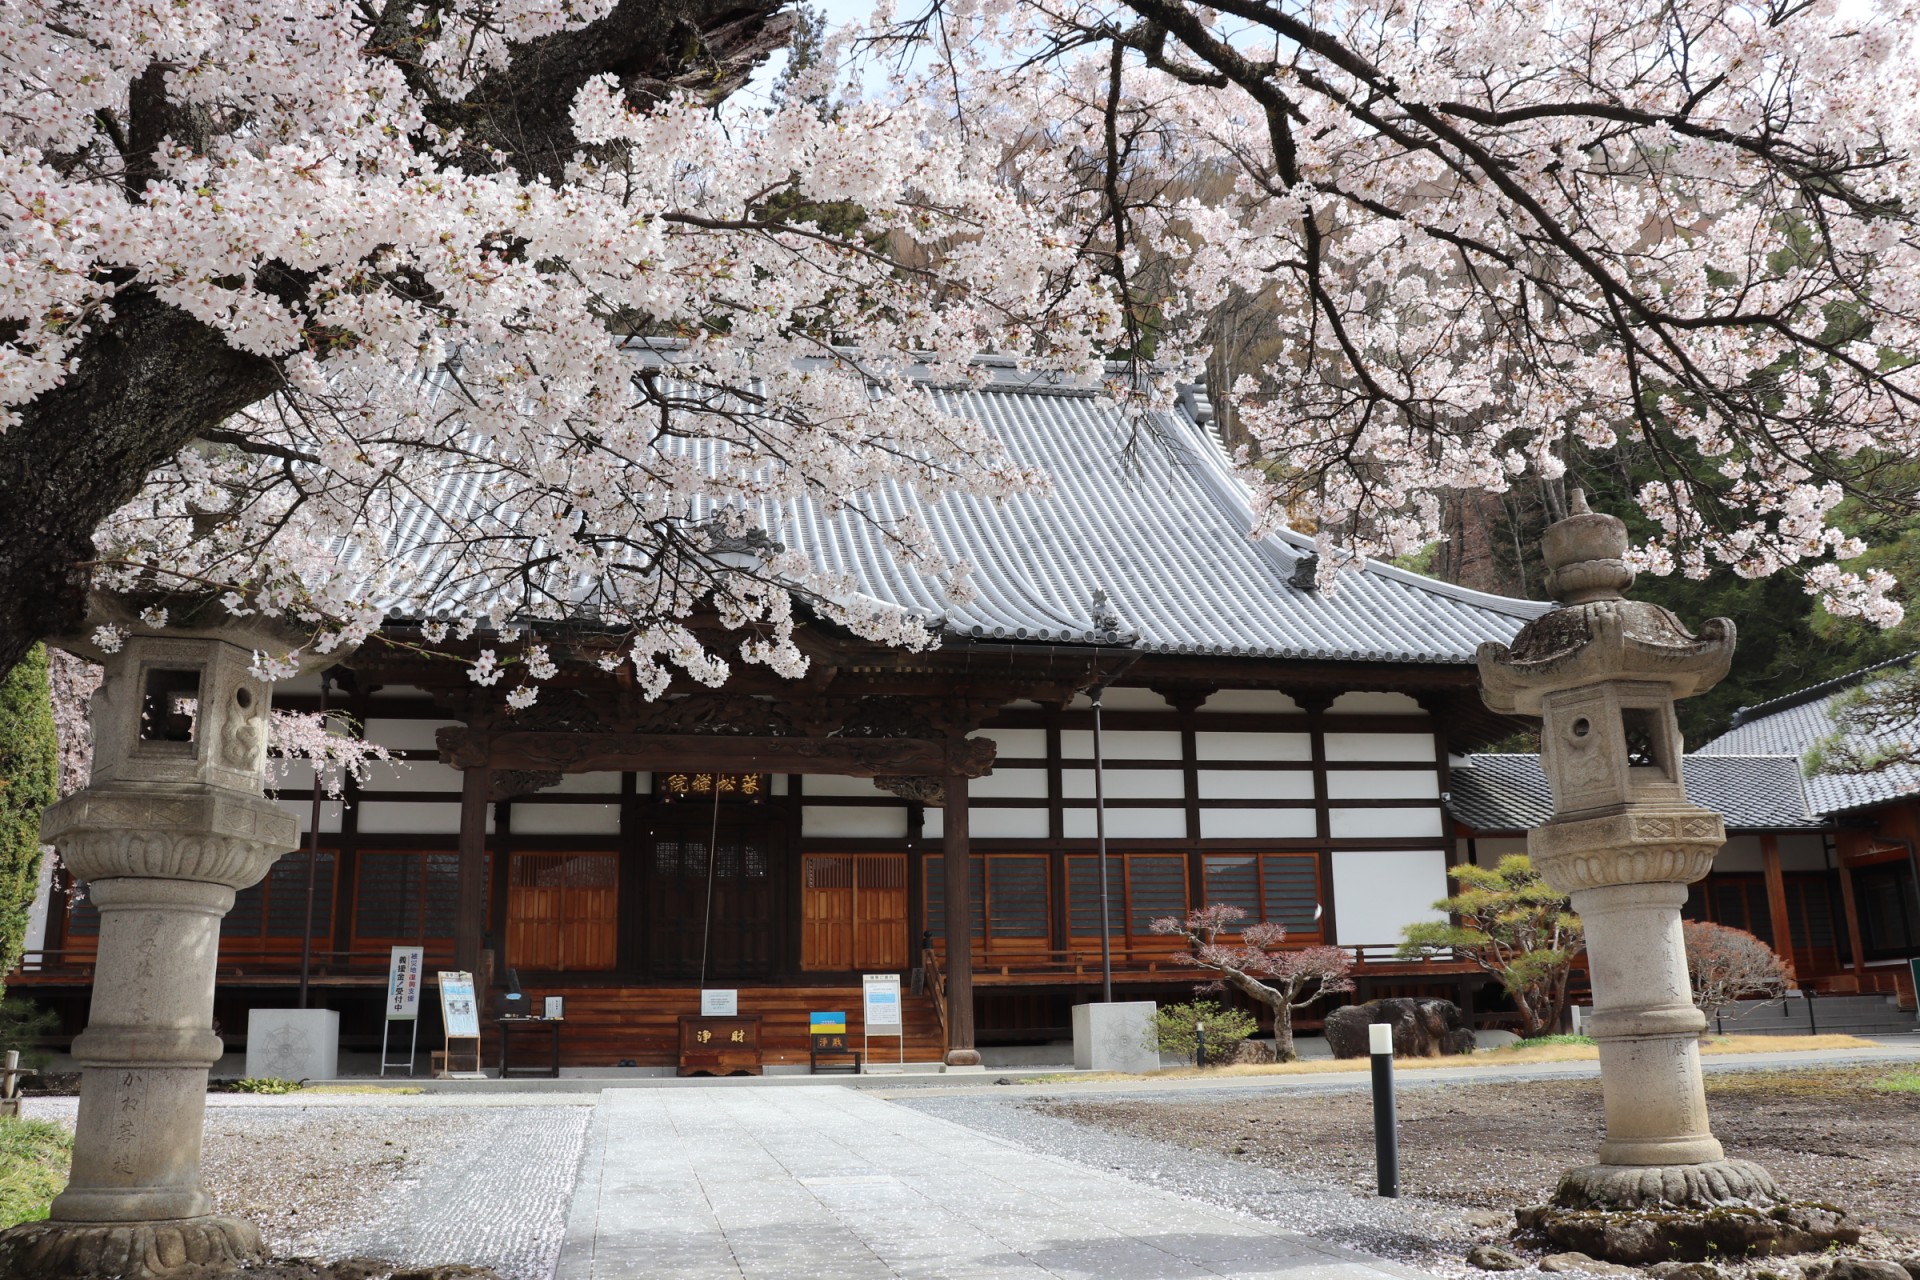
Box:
1150;904;1355;1061
6;0;1920;707
0;0;1118;698
898;0;1920;617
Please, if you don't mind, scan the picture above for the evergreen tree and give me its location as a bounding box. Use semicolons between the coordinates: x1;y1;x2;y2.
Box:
0;645;57;998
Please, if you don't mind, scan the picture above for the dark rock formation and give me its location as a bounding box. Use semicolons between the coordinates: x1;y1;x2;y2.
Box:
1324;998;1476;1058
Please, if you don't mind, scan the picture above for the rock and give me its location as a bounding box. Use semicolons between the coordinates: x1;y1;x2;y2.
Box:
1827;1261;1913;1280
1324;998;1477;1058
1231;1038;1276;1065
1467;1244;1528;1271
1898;1257;1920;1280
1463;1209;1512;1231
1647;1263;1728;1280
1525;1201;1859;1266
1540;1251;1640;1275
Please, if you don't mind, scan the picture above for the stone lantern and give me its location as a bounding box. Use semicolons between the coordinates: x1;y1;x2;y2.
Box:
1477;492;1852;1261
0;631;300;1280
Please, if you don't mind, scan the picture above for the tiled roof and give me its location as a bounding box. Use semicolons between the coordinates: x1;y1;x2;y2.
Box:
1697;654;1920;815
354;352;1551;663
1446;753;1824;832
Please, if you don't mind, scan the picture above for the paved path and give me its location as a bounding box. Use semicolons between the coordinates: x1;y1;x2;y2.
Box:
556;1088;1435;1280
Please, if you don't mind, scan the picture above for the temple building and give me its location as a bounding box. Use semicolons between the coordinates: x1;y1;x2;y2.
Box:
14;362;1560;1069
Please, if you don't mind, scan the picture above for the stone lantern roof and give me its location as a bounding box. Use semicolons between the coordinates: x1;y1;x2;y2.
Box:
1477;490;1736;716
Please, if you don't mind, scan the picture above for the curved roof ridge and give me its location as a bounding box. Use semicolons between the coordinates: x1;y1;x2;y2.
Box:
1726;650;1920;729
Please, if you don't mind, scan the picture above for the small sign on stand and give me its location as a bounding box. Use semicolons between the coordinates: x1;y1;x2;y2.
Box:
862;973;905;1072
437;970;485;1078
380;946;424;1077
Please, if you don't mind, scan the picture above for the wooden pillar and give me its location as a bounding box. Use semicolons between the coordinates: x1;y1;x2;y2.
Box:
455;765;490;977
1836;850;1868;988
943;768;980;1068
1759;833;1794;972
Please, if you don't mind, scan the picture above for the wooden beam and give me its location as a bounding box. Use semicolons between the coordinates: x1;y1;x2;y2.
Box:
1836;840;1868;988
942;765;980;1068
436;728;995;779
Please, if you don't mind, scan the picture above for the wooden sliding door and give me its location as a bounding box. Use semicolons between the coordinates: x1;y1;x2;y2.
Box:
801;853;908;971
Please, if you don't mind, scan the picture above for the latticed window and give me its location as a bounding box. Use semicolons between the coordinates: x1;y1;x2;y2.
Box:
1064;853;1188;946
1202;853;1322;941
925;854;1050;953
352;850;477;947
223;848;337;946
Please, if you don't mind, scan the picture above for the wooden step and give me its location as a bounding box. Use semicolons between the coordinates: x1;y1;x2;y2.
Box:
487;986;945;1068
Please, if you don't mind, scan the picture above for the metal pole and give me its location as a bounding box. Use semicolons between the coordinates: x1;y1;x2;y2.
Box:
1093;688;1113;1003
298;675;328;1010
1369;1023;1400;1197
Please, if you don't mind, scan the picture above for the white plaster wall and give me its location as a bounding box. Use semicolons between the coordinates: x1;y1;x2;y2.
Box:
544;772;624;795
1470;836;1530;859
1778;835;1828;870
1329;806;1446;839
963;808;1049;839
1201;689;1302;714
353;800;469;833
803;775;893;798
971;768;1050;799
365;683;431;701
1323;732;1436;762
801;805;909;838
1713;836;1764;872
511;803;621;835
358;759;461;793
1193;731;1312;761
1062;768;1184;799
1070;688;1169;711
1064;808;1185;839
1196;769;1314;800
1326;771;1441;800
360;718;460;751
277;795;344;834
1331;848;1449;944
1329;691;1424;715
22;851;52;954
1061;729;1183;759
1199;809;1317;839
979;728;1047;760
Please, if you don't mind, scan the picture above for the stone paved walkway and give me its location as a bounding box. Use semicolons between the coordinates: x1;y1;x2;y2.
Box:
556;1087;1436;1280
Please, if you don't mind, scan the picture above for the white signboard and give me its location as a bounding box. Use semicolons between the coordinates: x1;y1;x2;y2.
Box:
438;971;481;1039
386;946;425;1020
544;996;565;1021
862;973;903;1031
701;988;738;1017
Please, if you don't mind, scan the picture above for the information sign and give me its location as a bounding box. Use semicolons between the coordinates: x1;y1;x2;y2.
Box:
701;989;738;1017
862;973;903;1031
438;971;481;1039
386;946;424;1020
545;996;565;1021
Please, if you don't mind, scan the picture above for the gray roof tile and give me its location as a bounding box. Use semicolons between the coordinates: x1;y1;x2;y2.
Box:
350;353;1550;662
1447;753;1823;831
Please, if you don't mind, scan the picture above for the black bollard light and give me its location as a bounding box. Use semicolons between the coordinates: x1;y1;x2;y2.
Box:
1369;1022;1399;1197
1195;1022;1207;1069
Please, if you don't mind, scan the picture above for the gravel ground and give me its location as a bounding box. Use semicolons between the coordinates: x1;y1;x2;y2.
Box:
25;1097;591;1280
903;1063;1920;1278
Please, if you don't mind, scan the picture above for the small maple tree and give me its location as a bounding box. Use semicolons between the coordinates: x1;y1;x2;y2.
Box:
1150;904;1354;1062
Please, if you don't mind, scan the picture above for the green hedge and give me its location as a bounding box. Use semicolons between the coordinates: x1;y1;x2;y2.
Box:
0;646;57;998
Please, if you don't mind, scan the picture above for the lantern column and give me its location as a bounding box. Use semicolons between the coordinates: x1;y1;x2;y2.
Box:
0;634;299;1280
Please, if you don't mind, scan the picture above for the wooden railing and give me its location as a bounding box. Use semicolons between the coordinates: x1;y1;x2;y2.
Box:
921;948;948;1053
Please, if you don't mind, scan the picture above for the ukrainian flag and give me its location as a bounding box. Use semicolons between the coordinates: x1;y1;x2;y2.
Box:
810;1012;847;1035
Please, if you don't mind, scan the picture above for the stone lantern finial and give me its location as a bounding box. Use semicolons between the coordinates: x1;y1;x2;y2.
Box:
1471;495;1855;1262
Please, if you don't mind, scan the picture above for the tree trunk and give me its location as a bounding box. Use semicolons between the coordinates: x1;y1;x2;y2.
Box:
1272;1003;1297;1062
0;288;281;681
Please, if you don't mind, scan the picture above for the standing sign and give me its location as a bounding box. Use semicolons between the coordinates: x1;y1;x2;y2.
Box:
862;973;904;1071
436;971;485;1078
379;946;424;1076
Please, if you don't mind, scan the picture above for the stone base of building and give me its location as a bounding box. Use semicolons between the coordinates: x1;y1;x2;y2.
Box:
1517;1161;1858;1264
0;1214;266;1280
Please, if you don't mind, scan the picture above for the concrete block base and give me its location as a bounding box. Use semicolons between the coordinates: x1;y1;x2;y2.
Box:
245;1009;339;1083
1072;1001;1159;1073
